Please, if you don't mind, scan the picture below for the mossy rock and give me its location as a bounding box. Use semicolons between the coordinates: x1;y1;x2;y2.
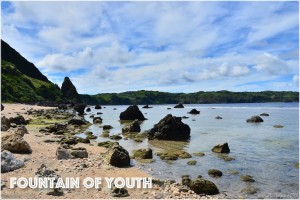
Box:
193;152;205;157
97;141;116;148
227;169;239;175
217;154;235;162
156;152;178;160
189;177;219;195
101;131;110;137
61;137;78;145
85;131;93;135
187;160;197;165
109;135;122;140
86;135;97;140
208;169;223;177
240;175;255;182
133;148;153;159
103;125;113;130
156;150;191;160
241;186;258;194
273;125;284;128
76;137;90;144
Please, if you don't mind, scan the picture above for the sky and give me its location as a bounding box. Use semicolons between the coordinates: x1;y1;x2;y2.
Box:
1;1;299;94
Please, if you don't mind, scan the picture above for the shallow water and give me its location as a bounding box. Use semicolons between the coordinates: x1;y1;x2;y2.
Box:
80;102;299;198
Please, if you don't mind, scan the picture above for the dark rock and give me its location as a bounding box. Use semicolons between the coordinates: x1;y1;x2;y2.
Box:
58;104;68;110
142;105;152;109
167;108;172;110
260;113;269;116
109;135;122;140
246;116;264;123
182;116;189;119
86;107;91;112
111;184;129;197
103;125;113;130
188;109;200;114
119;105;146;121
9;115;26;125
1;116;10;131
70;147;88;158
208;169;223;177
48;123;67;133
85;131;93;135
74;104;86;115
68;119;86;126
1;150;25;173
212;142;230;153
61;76;80;103
215;116;223;119
1;104;4;111
76;137;90;143
189;177;219;195
147;114;190;141
60;137;78;145
93;117;103;124
86;134;97;140
56;146;72;160
105;143;130;167
95;105;102;109
122;119;141;133
97;112;103;115
181;175;191;186
133;148;153;159
174;103;184;108
187;160;197;165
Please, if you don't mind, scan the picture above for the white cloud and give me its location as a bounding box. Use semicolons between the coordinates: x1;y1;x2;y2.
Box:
253;53;290;75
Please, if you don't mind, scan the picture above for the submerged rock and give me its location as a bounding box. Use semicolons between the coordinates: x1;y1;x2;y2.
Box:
147;114;191;141
241;186;258;194
240;175;255;182
260;113;269;116
93;117;103;124
109;135;122;140
193;152;205;157
208;169;223;177
215;116;223;119
1;150;25;173
1;116;10;131
246;116;264;123
212;142;230;153
133;148;153;159
156;150;192;160
188;109;200;114
174;103;184;108
119;105;146;121
105;143;130;167
86;107;91;112
187;160;197;165
122;119;141;133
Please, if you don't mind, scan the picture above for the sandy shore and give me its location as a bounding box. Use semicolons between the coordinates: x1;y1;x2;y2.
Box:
1;103;154;199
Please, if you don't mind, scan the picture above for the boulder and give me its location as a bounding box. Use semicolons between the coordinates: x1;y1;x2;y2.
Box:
86;134;97;140
15;126;29;137
105;143;130;167
122;120;141;133
188;109;200;114
9;115;26;125
68;119;86;126
174;103;184;108
133;148;153;159
208;169;223;177
1;104;4;111
246;116;264;123
1;116;10;131
2;132;32;154
1;150;25;173
93;117;103;124
103;125;113;130
119;105;146;121
56;146;72;160
189;177;219;195
147;114;190;141
86;107;91;112
74;104;86;115
212;142;230;153
95;105;102;109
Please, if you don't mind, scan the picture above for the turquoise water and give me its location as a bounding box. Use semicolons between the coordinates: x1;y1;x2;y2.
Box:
80;102;299;198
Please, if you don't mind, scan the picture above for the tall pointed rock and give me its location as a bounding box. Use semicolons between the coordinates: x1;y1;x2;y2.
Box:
61;77;80;102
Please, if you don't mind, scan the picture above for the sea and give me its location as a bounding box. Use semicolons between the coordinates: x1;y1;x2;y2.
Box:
78;102;299;199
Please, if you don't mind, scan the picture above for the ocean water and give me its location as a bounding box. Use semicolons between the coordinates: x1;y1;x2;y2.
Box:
80;102;299;198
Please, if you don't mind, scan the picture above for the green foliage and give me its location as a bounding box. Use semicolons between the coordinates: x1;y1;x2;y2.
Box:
1;60;62;103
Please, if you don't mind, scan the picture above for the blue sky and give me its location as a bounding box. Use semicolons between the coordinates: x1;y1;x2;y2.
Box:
1;1;299;94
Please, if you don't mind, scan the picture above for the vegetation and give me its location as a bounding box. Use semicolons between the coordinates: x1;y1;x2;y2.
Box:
61;77;81;103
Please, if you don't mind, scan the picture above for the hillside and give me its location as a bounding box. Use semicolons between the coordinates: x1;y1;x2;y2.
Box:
80;90;299;105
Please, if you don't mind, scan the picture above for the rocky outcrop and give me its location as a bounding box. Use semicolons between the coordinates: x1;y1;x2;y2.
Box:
1;150;25;173
188;109;200;114
74;104;86;115
246;116;264;123
174;103;184;108
119;105;146;121
122;120;141;133
61;77;80;102
212;142;230;153
9;115;26;125
147;114;190;141
133;148;153;159
105;143;130;167
2;128;32;154
1;116;10;131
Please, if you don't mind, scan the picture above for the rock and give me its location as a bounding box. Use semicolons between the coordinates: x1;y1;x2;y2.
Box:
58;104;68;110
1;104;4;111
212;142;230;153
147;114;190;141
156;150;191;160
208;169;223;177
122;119;141;133
101;131;110;137
182;116;189;119
174;103;184;108
217;154;235;161
167;108;172;110
2;133;32;154
85;131;93;135
106;143;130;167
56;146;72;160
260;113;269;116
215;116;223;119
241;186;258;194
1;116;10;131
48;123;67;133
93;117;103;124
193;152;205;156
246;116;264;123
111;184;129;197
70;147;88;158
181;175;191;186
86;135;97;140
61;76;80;103
133;148;153;159
86;107;91;112
97;141;116;148
1;150;25;173
274;125;284;128
187;160;197;165
1;180;6;190
189;177;219;195
10;123;17;128
95;105;102;109
142;105;152;109
56;146;88;159
74;104;87;115
97;112;102;115
119;105;146;121
109;135;122;140
68;119;86;126
89;114;94;118
188;109;200;114
60;137;78;145
240;175;255;182
15;126;29;137
103;125;113;130
76;137;90;143
9;115;26;125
